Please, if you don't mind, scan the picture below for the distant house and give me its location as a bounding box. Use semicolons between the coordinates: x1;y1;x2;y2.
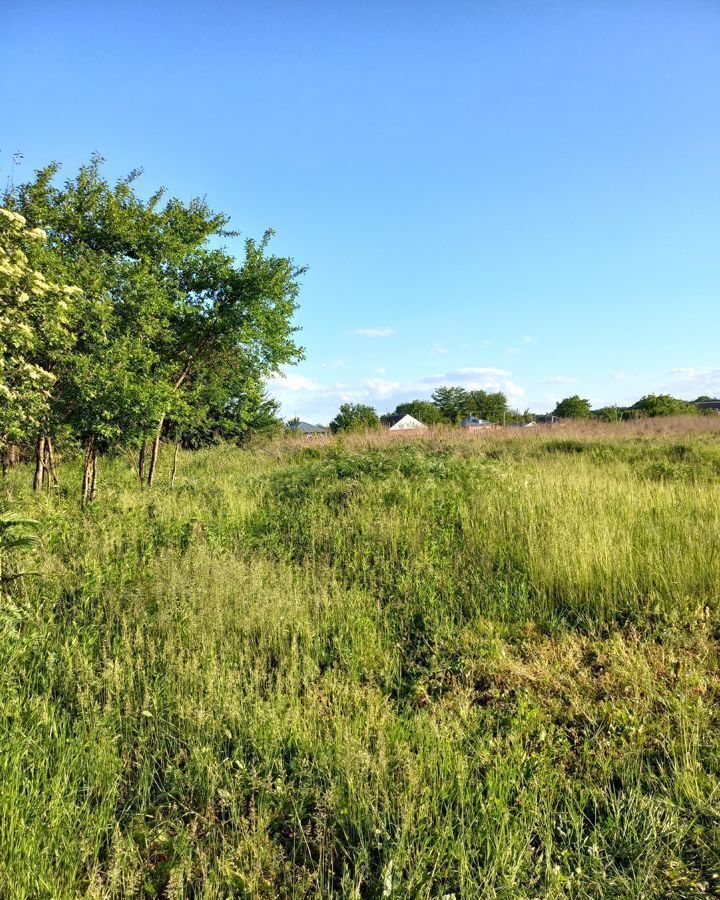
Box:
535;414;563;425
381;413;428;431
460;416;495;430
696;400;720;413
291;421;328;437
504;420;536;429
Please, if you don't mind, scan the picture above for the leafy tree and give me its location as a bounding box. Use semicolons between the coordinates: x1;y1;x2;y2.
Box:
148;228;303;482
631;394;696;418
172;354;283;448
0;206;76;481
431;386;471;423
466;389;508;422
329;403;380;433
392;400;444;425
12;157;304;500
593;405;626;422
552;395;592;419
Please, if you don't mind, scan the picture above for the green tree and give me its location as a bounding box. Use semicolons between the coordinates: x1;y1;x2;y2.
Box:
466;389;508;422
552;395;592;419
12;157;304;501
631;394;696;418
329;403;380;433
431;386;471;423
392;400;444;425
593;405;626;422
0;206;77;481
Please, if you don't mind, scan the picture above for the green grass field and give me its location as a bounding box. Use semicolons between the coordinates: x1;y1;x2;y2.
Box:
2;419;720;898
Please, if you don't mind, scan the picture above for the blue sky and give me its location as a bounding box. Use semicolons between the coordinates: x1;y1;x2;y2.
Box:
4;1;719;422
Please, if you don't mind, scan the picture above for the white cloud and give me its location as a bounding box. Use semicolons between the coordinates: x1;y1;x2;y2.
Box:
267;364;527;421
421;367;525;398
442;366;512;380
321;357;348;369
375;366;386;375
431;342;448;356
506;347;520;355
350;328;395;337
523;335;534;344
538;376;578;385
267;372;321;392
665;367;720;397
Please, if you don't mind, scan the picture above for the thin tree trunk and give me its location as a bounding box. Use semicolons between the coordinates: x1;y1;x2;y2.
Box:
138;442;147;486
89;446;98;502
170;441;179;488
45;437;59;486
33;435;46;493
147;415;165;487
81;437;95;509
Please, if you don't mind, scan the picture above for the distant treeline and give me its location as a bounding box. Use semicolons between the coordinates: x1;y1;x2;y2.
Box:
1;156;303;503
325;389;716;432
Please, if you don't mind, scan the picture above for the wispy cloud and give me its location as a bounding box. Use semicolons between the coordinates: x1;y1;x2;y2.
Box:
666;367;720;397
431;342;448;356
350;328;395;337
506;347;520;355
321;357;348;369
267;364;527;421
538;376;578;385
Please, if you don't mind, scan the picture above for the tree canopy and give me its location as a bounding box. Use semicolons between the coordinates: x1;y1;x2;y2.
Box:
329;403;380;433
392;400;445;425
552;395;592;419
2;156;303;501
631;394;697;418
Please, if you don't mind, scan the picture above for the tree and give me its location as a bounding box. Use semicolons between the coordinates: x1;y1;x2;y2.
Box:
329;403;380;433
593;405;625;422
0;207;77;481
466;389;508;422
631;394;696;418
392;400;445;425
552;395;592;419
431;386;471;423
12;157;304;500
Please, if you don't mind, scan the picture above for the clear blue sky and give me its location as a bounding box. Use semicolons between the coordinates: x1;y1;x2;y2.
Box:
4;1;719;422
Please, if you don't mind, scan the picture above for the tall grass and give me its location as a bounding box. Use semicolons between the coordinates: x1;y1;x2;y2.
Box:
1;420;719;897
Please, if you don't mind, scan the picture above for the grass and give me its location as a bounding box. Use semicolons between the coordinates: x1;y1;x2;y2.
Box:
1;418;720;897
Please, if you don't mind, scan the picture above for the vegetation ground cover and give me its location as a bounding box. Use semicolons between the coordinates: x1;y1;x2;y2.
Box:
2;419;720;898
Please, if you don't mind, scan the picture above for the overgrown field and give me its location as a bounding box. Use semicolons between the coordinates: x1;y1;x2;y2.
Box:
2;420;720;898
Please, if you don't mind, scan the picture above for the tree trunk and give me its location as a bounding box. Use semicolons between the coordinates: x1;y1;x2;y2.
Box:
81;437;95;508
1;444;19;477
45;437;59;486
138;442;147;486
33;435;46;493
170;441;179;488
147;415;165;487
89;445;98;502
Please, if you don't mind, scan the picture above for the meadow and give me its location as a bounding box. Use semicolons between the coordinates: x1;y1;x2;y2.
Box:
2;418;720;898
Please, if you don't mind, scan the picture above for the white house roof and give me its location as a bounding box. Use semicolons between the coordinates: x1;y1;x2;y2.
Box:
389;414;428;431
